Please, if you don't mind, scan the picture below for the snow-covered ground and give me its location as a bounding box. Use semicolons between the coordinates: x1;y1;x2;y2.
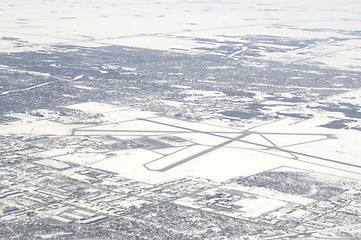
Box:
2;100;361;183
1;1;361;238
1;0;361;70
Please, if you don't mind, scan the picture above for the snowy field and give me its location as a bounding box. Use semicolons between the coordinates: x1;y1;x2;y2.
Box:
2;101;361;184
1;1;361;238
0;0;360;186
1;0;361;70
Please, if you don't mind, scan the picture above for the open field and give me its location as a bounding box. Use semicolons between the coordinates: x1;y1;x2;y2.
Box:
2;101;360;184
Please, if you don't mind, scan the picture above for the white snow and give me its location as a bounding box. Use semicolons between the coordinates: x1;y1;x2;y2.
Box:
55;151;106;166
233;197;287;218
34;159;70;170
0;82;52;96
67;102;124;114
1;0;361;69
61;169;92;182
170;85;191;89
145;145;210;171
73;85;94;90
2;99;361;184
122;67;136;71
181;90;226;98
89;148;163;182
72;75;84;81
229;186;315;205
0;118;81;136
152;146;187;155
156;100;183;107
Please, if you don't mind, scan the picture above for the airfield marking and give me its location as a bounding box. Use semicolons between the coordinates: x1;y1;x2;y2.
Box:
67;116;361;174
238;138;361;170
144;133;251;172
138;117;247;139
